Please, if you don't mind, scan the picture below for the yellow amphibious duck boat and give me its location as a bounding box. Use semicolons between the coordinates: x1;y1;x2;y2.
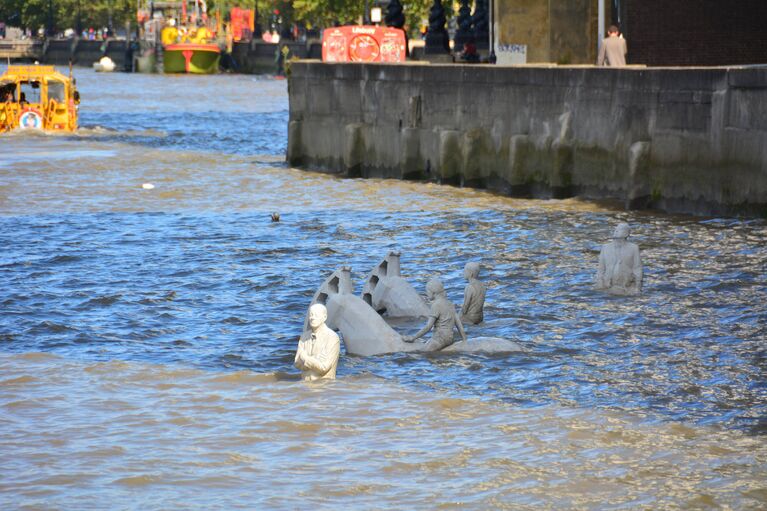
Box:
0;65;80;133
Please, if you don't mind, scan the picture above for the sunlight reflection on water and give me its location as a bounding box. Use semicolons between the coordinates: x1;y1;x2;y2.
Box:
0;67;765;509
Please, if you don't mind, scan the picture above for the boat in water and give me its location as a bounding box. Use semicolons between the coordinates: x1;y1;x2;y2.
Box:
0;64;80;133
137;0;222;74
164;42;220;73
161;24;220;74
93;56;116;72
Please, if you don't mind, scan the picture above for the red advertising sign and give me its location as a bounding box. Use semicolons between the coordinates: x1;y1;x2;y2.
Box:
230;7;255;42
322;26;407;63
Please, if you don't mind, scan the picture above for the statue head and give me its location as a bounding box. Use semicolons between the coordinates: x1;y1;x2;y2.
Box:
612;222;630;240
308;303;328;331
426;278;445;300
464;262;480;280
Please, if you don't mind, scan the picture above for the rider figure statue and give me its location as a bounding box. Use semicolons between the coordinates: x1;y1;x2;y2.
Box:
403;278;467;351
460;262;486;324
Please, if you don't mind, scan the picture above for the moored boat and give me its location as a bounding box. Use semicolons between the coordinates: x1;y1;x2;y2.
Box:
147;0;221;74
163;42;221;74
93;56;116;72
0;65;80;133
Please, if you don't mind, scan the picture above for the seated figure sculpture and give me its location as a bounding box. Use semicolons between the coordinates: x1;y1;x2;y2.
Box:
460;262;486;324
361;251;429;318
595;222;643;295
403;278;467;351
294;303;341;381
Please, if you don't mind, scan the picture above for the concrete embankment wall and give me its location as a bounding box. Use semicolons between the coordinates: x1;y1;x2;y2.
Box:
230;41;320;74
287;61;767;217
43;39;128;68
25;38;313;73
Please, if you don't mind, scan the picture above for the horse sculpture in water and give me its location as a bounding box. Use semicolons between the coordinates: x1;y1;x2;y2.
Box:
361;251;429;318
304;265;526;356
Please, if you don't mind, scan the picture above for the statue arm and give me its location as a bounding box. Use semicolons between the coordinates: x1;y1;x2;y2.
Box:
632;247;643;292
403;316;436;343
454;310;467;343
595;248;608;288
301;335;340;376
294;339;307;369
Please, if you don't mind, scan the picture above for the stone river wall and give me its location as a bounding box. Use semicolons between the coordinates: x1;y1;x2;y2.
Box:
287;61;767;217
42;39;129;69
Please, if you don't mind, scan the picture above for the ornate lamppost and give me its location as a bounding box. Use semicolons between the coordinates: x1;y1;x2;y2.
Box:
46;0;54;37
424;0;449;55
76;0;82;35
453;0;473;50
472;0;489;51
385;0;408;56
385;0;405;29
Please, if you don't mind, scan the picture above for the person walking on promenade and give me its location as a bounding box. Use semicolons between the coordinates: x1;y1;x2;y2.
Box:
597;25;627;67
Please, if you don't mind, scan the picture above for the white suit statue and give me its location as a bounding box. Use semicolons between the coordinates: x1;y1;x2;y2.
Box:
294;303;340;381
595;222;643;295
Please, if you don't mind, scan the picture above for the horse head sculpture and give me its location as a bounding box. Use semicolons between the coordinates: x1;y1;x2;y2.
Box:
361;251;429;318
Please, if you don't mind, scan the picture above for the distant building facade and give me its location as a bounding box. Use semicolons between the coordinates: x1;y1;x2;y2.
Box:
493;0;767;66
494;0;598;65
622;0;767;66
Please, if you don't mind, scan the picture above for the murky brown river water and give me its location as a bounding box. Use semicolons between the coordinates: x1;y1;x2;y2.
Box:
1;68;765;509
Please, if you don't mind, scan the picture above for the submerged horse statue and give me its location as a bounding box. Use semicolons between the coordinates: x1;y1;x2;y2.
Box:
305;267;526;356
361;251;429;318
305;266;409;356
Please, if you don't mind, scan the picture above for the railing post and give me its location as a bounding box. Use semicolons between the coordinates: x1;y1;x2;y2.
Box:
424;0;450;56
472;0;489;52
454;0;473;51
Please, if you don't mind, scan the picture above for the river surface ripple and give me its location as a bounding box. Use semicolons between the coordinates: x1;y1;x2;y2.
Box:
0;68;765;510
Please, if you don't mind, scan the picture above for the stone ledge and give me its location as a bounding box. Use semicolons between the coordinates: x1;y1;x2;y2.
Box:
288;62;767;217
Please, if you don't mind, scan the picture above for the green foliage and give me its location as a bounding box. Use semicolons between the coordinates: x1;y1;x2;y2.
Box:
1;0;440;39
404;1;435;35
289;0;435;38
292;0;364;27
1;0;135;33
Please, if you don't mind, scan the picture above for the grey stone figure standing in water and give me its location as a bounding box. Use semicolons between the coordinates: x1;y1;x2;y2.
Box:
460;262;486;324
595;222;643;295
403;278;467;350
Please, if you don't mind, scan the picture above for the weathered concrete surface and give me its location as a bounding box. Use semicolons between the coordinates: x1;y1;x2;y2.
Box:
42;39;128;69
287;61;767;216
230;41;320;74
0;39;43;61
496;0;598;64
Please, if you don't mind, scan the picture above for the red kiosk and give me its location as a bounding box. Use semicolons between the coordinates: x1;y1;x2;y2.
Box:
322;26;407;63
